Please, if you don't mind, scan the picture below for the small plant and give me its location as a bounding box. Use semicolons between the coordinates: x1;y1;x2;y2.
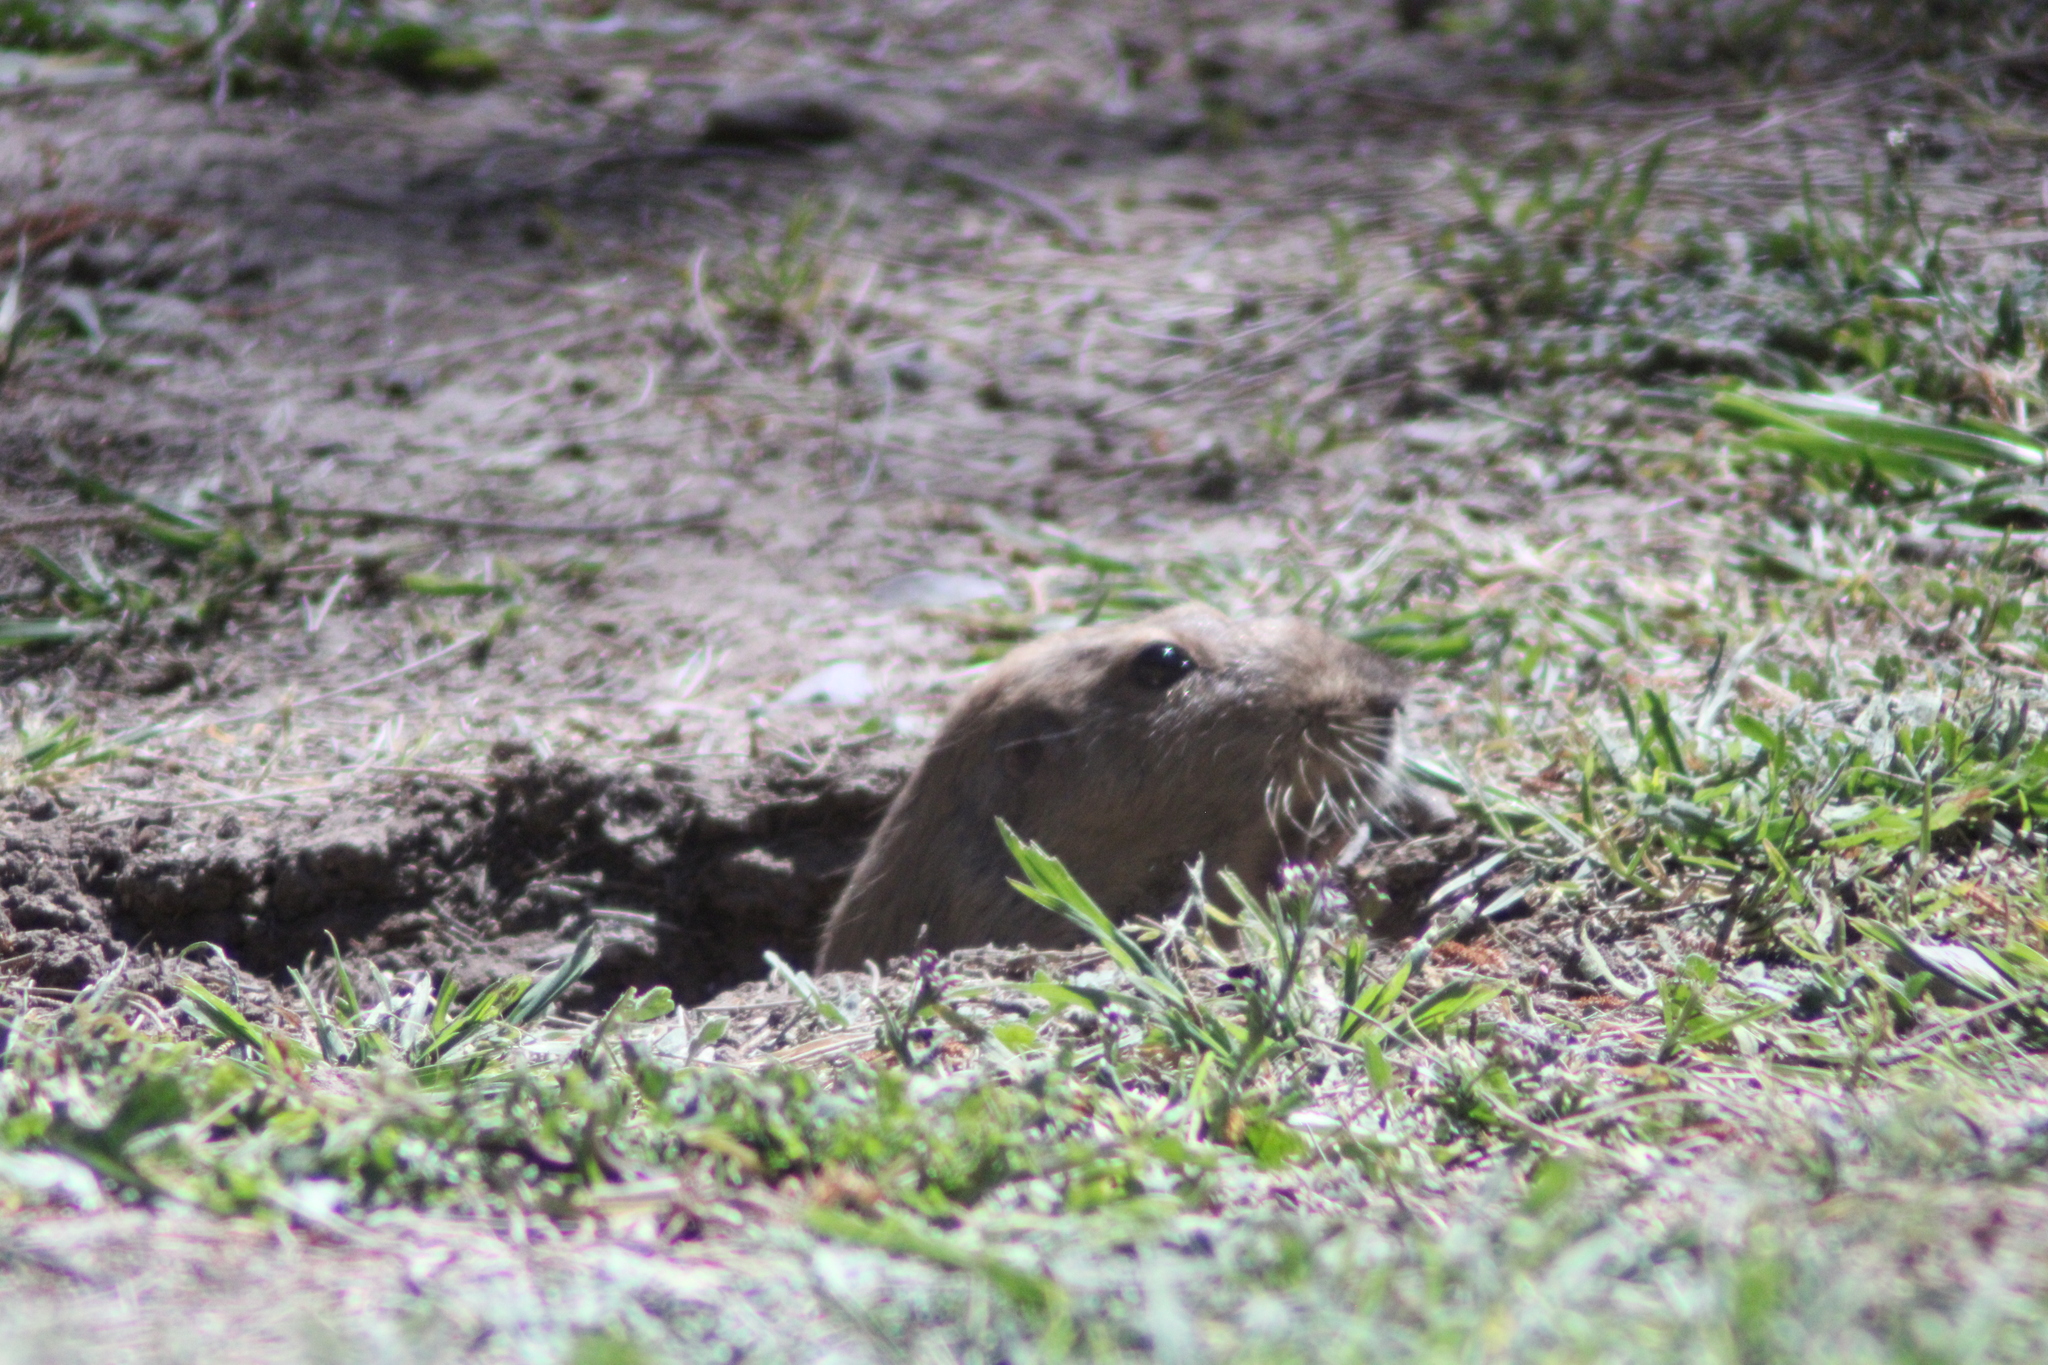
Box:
0;0;106;52
1435;138;1668;328
712;196;839;338
243;927;609;1077
1001;822;1498;1148
0;467;533;673
5;714;122;779
1655;954;1782;1062
365;20;499;93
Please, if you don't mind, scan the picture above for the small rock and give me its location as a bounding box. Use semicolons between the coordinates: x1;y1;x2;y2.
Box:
703;90;860;147
107;293;208;339
773;660;875;707
1893;534;1969;567
375;366;434;405
1189;442;1240;502
869;570;1009;610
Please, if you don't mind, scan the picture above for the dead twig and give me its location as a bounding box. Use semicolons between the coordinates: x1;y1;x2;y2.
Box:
689;246;760;381
0;510;138;539
3;503;725;542
209;0;262;116
930;157;1095;251
0;204;186;271
321;312;604;377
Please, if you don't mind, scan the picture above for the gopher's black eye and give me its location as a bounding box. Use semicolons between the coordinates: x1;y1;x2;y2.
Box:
1129;641;1197;690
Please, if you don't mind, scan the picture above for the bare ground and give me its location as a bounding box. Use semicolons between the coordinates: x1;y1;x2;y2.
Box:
4;1;2045;1356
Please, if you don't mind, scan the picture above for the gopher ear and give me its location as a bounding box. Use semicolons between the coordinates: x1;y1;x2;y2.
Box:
1001;736;1043;779
990;706;1064;782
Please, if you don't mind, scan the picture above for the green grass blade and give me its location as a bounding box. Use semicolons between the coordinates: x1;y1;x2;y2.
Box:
506;925;601;1026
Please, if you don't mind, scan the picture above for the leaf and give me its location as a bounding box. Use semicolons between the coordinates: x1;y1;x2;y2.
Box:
1047;539;1142;576
1001;820;1158;986
399;572;498;598
325;932;361;1024
622;986;676;1022
1714;387;2045;493
1242;1112;1309;1167
178;979;267;1051
505;924;601;1025
1360;1032;1393;1093
764;950;850;1028
1730;713;1784;760
1642;688;1687;773
1402;980;1504;1039
1355;612;1476;662
0;618;102;649
991;1021;1039;1051
1022;980;1117;1015
425;976;526;1059
1342;959;1413;1036
690;1014;728;1053
133;519;222;556
428;966;462;1037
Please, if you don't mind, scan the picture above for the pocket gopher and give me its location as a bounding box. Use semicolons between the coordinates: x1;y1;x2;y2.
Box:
815;604;1449;970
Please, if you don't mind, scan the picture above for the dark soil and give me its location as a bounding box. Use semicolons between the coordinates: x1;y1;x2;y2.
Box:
6;748;907;1013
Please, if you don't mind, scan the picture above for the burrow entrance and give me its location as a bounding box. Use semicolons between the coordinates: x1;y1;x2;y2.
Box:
2;751;905;1016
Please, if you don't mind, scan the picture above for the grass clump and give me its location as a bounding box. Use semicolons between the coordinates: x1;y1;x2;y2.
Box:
0;0;105;52
1413;124;2044;414
0;2;503;99
1458;0;2045;77
364;20;499;93
6;818;2048;1358
0;462;530;710
709;195;843;344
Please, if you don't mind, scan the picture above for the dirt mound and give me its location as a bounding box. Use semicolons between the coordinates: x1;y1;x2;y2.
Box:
4;750;905;1015
2;788;286;1022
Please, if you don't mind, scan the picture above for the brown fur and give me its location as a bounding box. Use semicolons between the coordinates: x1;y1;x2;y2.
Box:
815;605;1449;970
806;609;1449;970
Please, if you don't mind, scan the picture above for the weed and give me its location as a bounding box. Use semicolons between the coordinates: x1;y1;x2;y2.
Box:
1437;138;1669;329
4;713;122;779
364;20;499;93
0;466;532;679
1003;823;1499;1151
712;196;840;341
1474;0;1847;75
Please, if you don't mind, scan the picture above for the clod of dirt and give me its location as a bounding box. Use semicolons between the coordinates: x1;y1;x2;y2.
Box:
702;90;862;147
1342;821;1487;938
2;791;284;1024
1188;442;1242;503
374;366;435;405
2;794;115;994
